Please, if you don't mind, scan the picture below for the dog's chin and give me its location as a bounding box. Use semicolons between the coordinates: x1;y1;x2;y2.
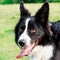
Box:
16;39;39;59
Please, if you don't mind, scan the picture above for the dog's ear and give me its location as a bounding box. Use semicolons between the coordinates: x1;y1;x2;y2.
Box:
20;1;31;18
35;2;49;26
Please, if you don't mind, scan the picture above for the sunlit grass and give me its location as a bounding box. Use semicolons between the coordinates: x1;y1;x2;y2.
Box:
0;3;60;60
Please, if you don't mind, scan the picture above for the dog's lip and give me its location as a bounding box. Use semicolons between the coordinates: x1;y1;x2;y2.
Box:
16;39;39;59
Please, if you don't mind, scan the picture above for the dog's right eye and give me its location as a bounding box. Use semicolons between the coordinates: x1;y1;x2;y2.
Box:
19;26;25;33
19;28;22;32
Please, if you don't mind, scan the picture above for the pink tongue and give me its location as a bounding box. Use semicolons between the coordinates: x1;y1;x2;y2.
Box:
16;43;35;59
16;47;29;58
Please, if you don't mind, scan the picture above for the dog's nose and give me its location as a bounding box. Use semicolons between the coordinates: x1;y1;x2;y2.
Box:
18;40;25;47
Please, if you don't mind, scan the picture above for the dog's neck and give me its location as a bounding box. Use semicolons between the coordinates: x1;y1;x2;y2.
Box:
29;45;54;60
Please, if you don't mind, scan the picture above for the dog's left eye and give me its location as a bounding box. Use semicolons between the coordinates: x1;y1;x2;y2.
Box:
29;29;36;34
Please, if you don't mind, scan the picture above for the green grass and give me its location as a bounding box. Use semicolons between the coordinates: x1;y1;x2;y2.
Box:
0;3;60;60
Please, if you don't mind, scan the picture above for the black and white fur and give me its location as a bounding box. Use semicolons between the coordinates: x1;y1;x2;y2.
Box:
15;2;60;60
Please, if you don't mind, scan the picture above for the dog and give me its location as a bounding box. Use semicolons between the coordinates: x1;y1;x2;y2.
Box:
15;2;60;60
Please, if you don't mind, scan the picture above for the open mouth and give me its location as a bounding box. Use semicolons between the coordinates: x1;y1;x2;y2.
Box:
16;39;39;59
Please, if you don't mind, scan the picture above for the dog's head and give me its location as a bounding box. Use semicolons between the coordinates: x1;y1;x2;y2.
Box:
15;2;52;58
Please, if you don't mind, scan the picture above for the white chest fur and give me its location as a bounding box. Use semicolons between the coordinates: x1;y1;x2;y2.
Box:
29;45;54;60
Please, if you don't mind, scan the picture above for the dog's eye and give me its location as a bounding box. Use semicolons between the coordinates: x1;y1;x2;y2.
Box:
19;29;22;32
19;26;25;33
29;29;36;34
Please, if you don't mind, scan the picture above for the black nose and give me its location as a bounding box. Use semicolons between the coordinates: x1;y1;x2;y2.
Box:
18;40;25;47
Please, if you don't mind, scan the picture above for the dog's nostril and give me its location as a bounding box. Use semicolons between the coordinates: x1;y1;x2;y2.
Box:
19;41;25;47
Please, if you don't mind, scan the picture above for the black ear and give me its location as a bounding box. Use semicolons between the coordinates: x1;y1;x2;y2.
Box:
35;2;49;26
20;1;31;17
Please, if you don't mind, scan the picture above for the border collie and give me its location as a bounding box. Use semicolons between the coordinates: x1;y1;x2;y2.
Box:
15;2;60;60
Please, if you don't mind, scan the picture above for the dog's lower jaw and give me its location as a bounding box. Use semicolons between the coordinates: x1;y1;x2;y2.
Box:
29;45;54;60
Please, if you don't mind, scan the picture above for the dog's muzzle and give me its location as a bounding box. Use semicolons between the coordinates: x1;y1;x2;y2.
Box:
16;39;39;59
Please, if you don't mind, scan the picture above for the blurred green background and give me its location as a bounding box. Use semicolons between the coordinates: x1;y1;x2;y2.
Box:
0;0;60;4
0;0;60;60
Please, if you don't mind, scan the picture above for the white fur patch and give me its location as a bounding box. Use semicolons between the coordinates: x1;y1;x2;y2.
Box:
48;22;52;26
18;18;31;45
29;45;54;60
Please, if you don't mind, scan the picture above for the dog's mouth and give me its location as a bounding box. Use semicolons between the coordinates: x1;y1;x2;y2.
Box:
16;39;39;59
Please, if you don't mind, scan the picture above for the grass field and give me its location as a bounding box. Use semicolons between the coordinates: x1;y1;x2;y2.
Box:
0;3;60;60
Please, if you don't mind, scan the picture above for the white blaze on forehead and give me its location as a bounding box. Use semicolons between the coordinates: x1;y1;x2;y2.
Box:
18;18;31;45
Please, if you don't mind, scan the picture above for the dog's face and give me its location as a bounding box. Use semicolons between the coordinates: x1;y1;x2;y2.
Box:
15;2;50;58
